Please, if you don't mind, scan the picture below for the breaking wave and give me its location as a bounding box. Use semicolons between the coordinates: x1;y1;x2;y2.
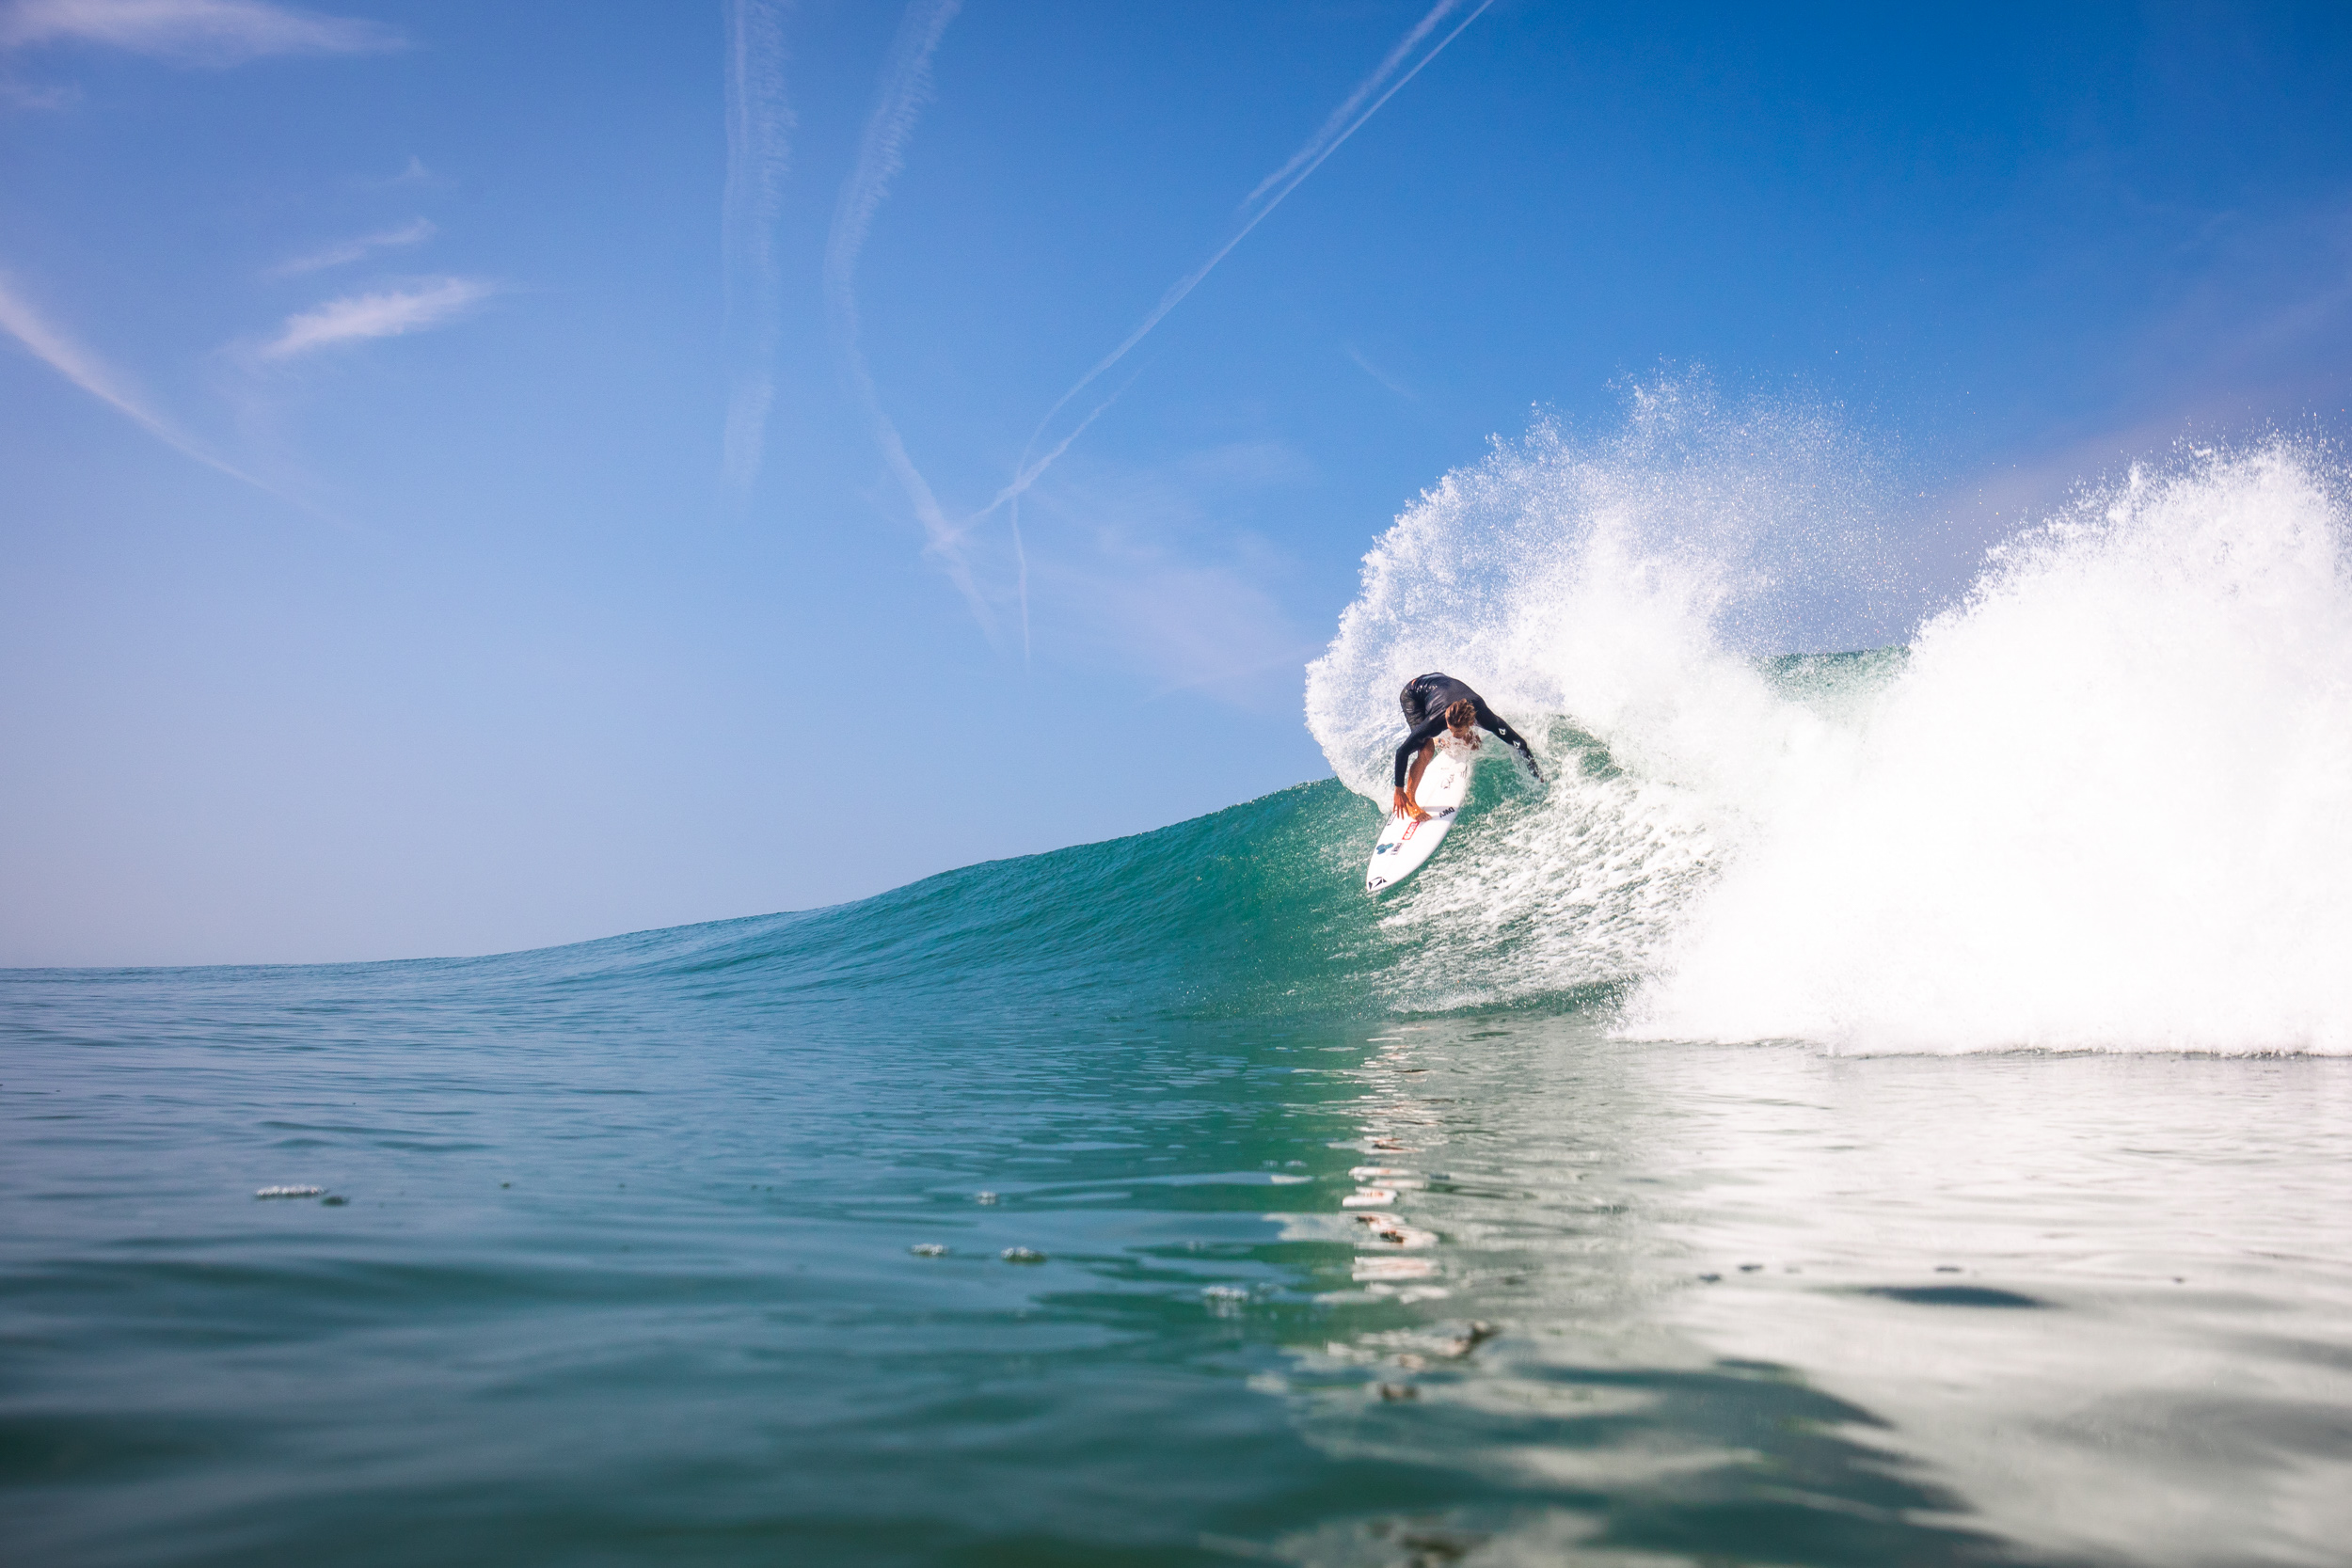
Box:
1308;388;2352;1052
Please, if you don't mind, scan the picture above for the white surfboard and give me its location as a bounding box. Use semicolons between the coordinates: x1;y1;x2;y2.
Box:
1365;744;1473;895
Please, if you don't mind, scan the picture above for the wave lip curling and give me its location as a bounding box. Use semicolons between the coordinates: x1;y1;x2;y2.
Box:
1634;443;2352;1053
1311;395;2352;1053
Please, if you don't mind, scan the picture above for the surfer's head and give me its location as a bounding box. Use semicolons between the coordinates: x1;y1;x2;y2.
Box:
1444;699;1476;736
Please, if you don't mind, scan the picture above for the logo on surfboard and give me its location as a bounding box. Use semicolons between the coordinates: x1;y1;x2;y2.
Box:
1371;760;1470;894
1386;805;1455;841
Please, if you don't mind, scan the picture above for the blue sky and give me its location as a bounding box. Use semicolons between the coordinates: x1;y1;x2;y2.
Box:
5;0;2350;965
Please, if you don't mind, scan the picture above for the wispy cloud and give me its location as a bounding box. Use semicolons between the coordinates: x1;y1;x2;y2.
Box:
0;269;261;485
1345;342;1421;402
0;0;404;65
823;0;990;628
721;0;793;495
258;276;489;359
987;0;1494;644
268;216;433;277
0;72;78;106
1016;446;1321;706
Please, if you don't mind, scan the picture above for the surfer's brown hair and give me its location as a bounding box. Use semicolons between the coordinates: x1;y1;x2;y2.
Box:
1444;699;1476;729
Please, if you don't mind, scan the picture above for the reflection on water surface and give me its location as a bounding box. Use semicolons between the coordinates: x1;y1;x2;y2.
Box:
4;966;2347;1567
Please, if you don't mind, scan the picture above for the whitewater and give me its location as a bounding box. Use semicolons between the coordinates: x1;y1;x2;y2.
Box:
8;395;2352;1568
1310;392;2352;1052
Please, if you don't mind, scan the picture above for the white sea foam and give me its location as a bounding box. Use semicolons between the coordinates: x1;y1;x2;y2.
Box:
1308;388;2352;1053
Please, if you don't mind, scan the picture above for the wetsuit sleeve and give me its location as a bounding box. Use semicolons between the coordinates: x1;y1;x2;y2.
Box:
1473;702;1543;782
1392;715;1450;789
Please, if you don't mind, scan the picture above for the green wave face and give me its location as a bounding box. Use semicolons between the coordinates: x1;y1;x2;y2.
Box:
494;648;1902;1031
664;780;1394;1021
552;774;1585;1025
627;748;1684;1026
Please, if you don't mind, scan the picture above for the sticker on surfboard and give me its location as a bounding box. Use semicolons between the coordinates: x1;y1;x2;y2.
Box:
1365;746;1472;894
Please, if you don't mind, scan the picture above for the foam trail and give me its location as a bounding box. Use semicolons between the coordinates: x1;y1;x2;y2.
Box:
822;0;993;629
721;0;793;494
1309;388;2352;1052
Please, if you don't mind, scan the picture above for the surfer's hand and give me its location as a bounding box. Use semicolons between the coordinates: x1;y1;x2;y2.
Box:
1393;788;1428;821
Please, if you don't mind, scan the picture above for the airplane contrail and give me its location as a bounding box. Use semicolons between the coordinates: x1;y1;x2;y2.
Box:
822;0;995;632
0;271;271;494
722;0;793;494
1241;0;1479;211
988;0;1496;651
824;0;1493;647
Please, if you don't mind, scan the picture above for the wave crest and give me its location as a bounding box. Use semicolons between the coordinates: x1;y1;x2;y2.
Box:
1311;390;2352;1052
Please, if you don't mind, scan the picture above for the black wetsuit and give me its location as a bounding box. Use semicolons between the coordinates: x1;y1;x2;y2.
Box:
1393;673;1543;790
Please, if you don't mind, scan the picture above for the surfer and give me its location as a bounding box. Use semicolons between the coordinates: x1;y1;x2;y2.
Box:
1392;673;1542;820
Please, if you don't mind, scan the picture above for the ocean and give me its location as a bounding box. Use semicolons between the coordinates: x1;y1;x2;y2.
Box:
7;430;2351;1565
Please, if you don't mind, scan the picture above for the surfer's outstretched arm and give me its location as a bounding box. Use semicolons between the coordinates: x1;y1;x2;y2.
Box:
1472;703;1544;782
1391;716;1448;820
1391;716;1449;788
1397;742;1437;820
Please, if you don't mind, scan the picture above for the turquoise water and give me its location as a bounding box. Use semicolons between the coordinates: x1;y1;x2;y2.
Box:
14;439;2352;1564
8;778;2352;1566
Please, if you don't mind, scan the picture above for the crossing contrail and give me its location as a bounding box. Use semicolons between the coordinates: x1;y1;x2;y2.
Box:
822;0;993;631
987;0;1496;652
